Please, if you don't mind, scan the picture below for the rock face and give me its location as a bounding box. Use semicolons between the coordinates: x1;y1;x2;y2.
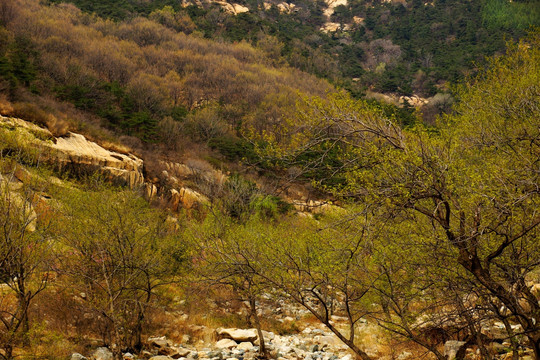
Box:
51;133;144;188
181;0;248;14
169;187;208;211
323;0;347;17
1;116;144;189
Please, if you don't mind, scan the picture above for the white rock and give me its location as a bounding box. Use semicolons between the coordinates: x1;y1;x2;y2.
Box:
216;338;238;349
236;342;254;351
92;348;113;360
149;336;171;348
262;330;275;340
397;352;412;360
444;340;466;360
314;335;342;347
217;328;258;342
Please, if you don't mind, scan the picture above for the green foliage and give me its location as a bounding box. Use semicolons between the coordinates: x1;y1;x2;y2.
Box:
250;195;292;219
483;0;540;30
36;0;540;102
59;186;186;352
0;31;39;94
208;135;257;162
253;33;540;357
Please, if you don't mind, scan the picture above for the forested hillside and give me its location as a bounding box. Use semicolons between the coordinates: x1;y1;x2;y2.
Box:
45;0;540;97
0;0;331;150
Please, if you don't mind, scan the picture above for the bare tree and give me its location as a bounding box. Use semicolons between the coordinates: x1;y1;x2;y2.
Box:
60;188;185;358
0;169;55;359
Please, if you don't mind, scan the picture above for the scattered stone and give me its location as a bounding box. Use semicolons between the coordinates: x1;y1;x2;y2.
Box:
123;353;134;360
71;353;88;360
149;356;173;360
205;350;223;359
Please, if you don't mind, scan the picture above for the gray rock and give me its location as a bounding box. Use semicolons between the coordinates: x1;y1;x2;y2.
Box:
443;341;466;360
71;353;88;360
172;347;192;358
149;336;171;348
92;348;113;360
205;350;223;359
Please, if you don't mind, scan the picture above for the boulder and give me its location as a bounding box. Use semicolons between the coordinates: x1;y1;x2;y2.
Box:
217;328;258;342
149;336;172;348
215;338;238;349
92;347;113;360
168;346;192;359
443;341;466;360
236;342;254;351
313;335;342;348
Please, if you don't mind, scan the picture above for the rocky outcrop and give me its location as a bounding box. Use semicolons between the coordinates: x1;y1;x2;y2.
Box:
0;116;144;189
181;0;248;14
320;22;350;33
323;0;347;18
51;133;144;188
169;187;208;211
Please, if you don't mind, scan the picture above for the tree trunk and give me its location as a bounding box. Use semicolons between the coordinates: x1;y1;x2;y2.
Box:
500;317;520;360
249;297;267;359
529;335;540;360
318;316;372;360
17;283;30;347
3;343;13;360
